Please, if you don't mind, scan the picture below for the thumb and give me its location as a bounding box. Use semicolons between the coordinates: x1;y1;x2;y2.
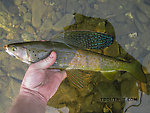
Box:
31;51;56;69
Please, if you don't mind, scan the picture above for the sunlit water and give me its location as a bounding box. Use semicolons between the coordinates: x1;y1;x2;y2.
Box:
0;0;150;113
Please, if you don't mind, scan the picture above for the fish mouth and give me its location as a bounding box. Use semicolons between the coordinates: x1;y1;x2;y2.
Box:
3;45;16;58
3;45;8;50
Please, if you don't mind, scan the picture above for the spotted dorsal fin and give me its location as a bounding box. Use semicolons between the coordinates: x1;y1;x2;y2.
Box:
63;31;114;49
51;30;114;50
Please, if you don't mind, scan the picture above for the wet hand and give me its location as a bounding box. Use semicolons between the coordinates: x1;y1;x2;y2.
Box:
19;51;67;104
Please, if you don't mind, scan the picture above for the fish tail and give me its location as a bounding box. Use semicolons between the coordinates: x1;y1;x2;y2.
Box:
128;61;147;83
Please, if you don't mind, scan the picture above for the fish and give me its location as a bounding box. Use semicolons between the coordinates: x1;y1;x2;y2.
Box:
4;42;147;87
3;31;147;88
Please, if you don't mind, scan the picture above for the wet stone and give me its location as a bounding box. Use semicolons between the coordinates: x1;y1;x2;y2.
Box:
23;12;32;23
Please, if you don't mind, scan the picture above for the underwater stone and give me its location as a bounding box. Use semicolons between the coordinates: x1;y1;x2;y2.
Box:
0;76;9;91
6;78;20;99
6;33;14;40
0;70;5;77
115;14;126;23
137;1;150;19
81;95;93;112
14;0;22;6
21;33;35;41
39;19;53;32
134;19;146;33
8;69;24;81
53;14;74;31
113;102;122;113
0;15;6;25
139;30;150;49
136;10;149;23
24;24;36;35
0;52;8;61
18;5;27;14
121;79;138;98
98;82;120;98
32;0;46;28
23;12;32;23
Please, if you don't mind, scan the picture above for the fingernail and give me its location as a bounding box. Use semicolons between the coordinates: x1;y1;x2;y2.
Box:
49;52;54;58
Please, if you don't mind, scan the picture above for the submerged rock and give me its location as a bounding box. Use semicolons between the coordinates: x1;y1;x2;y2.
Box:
40;19;53;32
32;0;46;28
53;14;74;31
21;32;35;41
121;79;138;98
23;12;32;23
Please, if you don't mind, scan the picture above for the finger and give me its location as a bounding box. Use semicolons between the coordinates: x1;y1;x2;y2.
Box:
31;51;56;69
60;70;67;80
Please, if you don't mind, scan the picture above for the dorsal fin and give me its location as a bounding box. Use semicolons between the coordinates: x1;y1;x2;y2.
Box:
51;30;114;50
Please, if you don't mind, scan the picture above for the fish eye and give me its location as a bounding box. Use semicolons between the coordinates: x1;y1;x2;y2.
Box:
12;46;17;51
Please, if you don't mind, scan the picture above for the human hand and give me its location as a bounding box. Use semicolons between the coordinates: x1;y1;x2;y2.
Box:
19;51;67;104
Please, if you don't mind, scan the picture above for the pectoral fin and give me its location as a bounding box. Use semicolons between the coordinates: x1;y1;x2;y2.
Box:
67;70;92;88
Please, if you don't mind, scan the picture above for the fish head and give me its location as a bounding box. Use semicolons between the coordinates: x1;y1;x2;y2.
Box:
3;44;31;64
